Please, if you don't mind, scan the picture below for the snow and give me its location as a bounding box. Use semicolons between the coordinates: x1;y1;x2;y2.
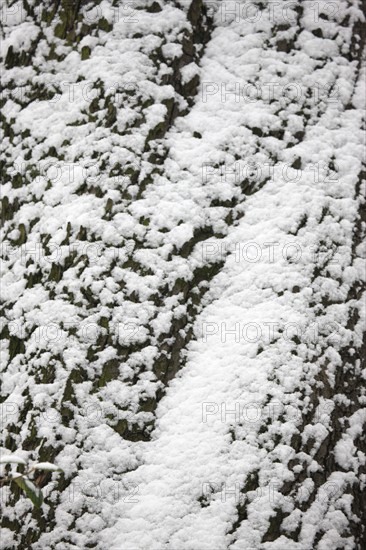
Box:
1;0;365;548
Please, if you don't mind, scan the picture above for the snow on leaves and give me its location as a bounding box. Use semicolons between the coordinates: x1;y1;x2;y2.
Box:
1;0;365;548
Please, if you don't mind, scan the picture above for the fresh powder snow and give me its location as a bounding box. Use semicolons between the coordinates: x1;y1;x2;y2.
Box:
1;1;365;549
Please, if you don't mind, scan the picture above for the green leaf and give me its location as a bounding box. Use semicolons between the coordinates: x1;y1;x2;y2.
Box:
13;476;43;508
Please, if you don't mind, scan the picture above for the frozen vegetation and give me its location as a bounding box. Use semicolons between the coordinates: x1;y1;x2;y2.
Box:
0;0;365;548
